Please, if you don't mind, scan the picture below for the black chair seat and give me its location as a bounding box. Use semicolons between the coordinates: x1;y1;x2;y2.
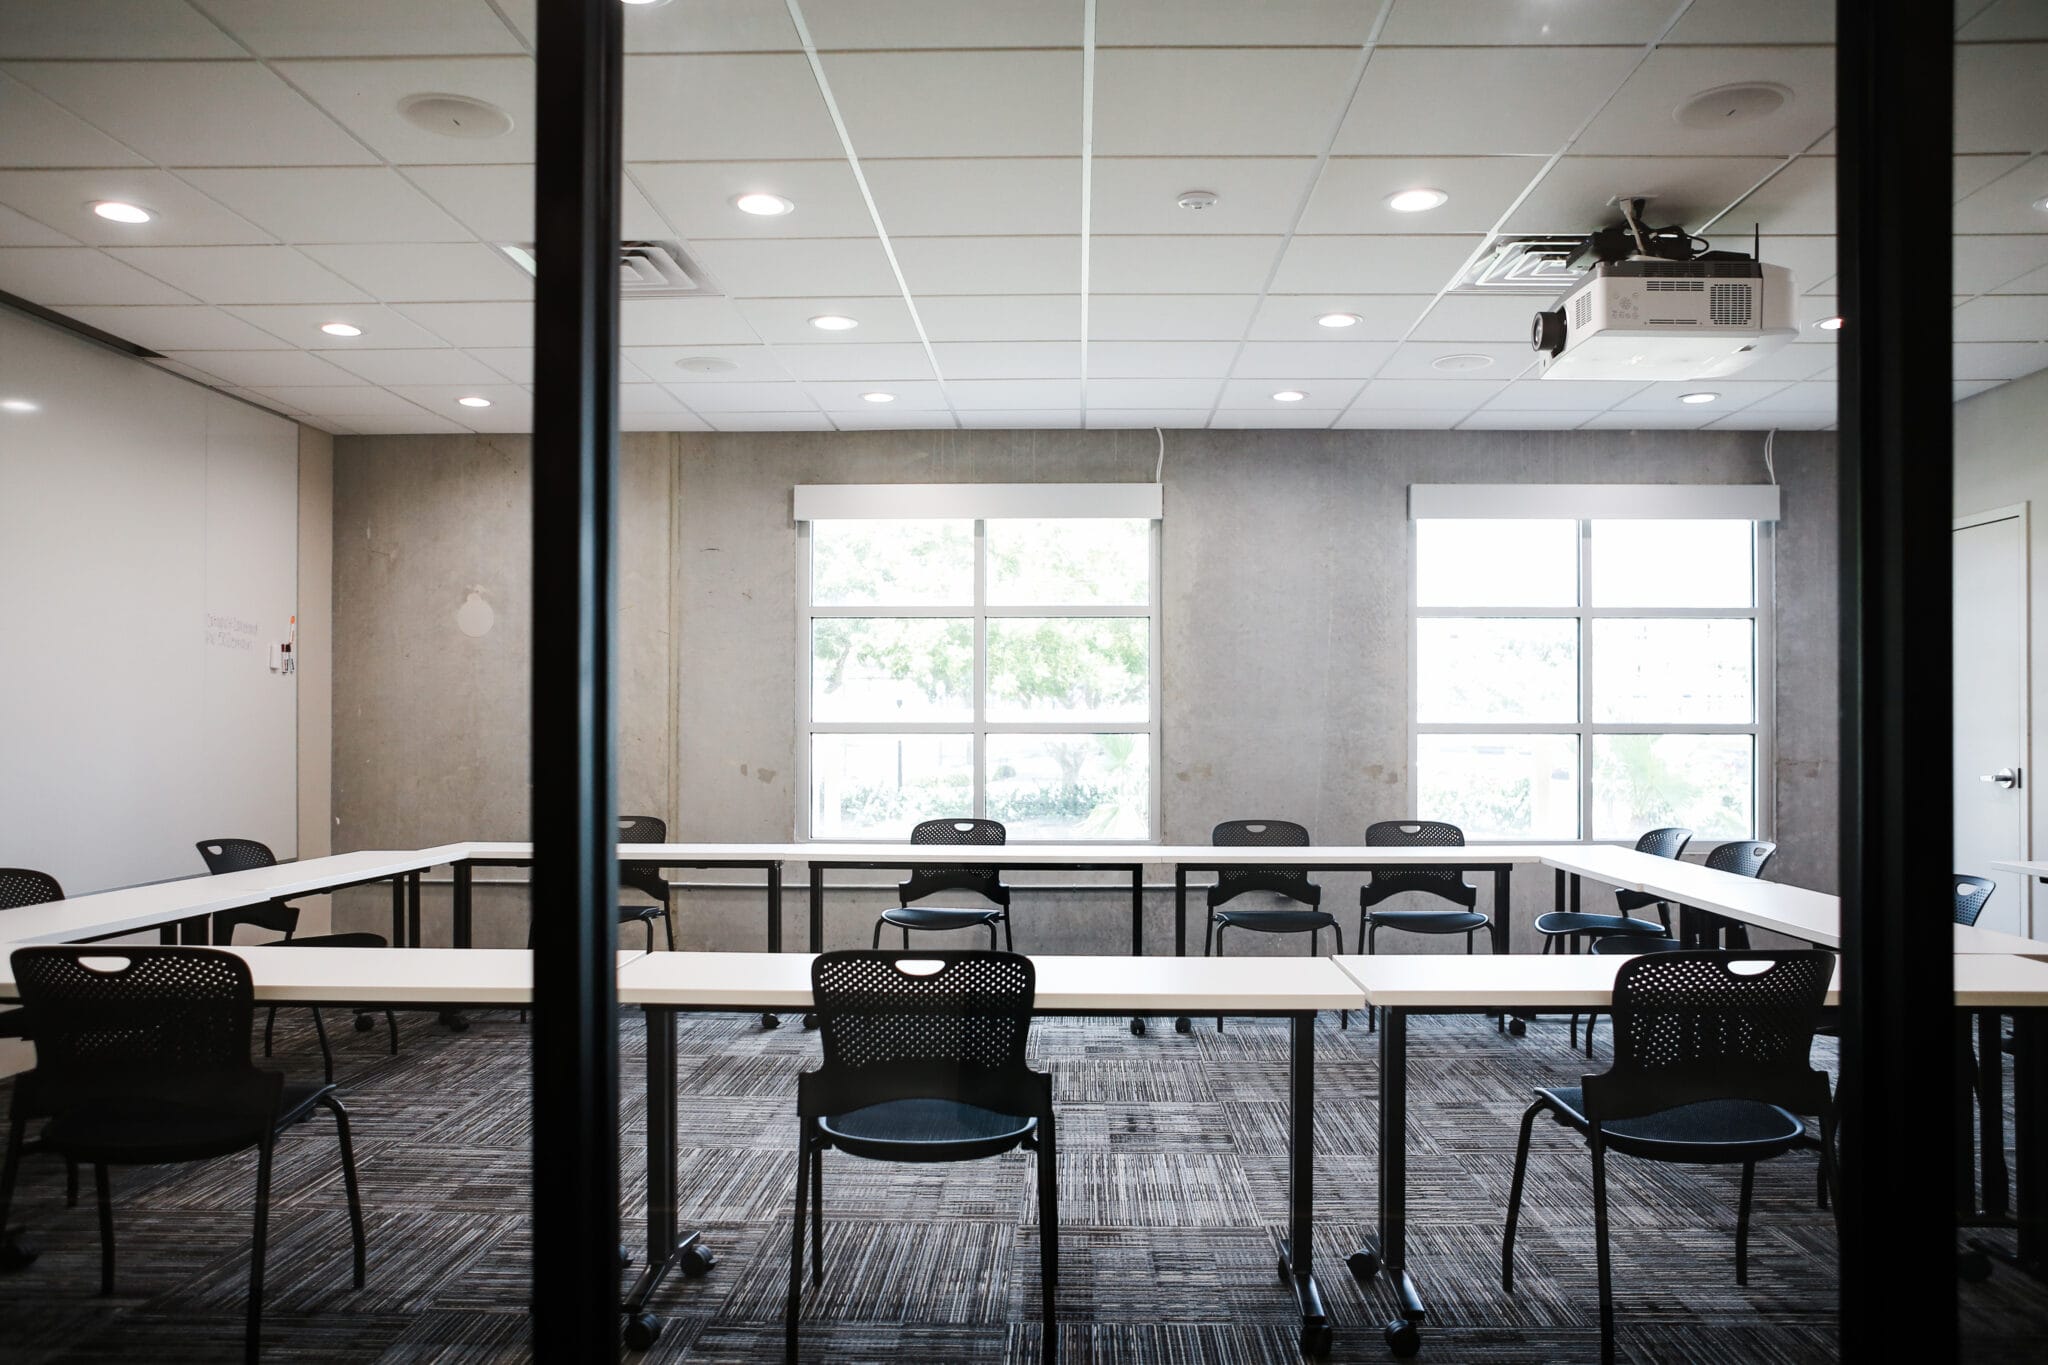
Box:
281;932;387;949
820;1097;1037;1163
618;904;664;923
1213;907;1336;935
1535;911;1667;938
880;905;1004;932
41;1079;338;1163
1590;934;1685;955
1535;1086;1807;1162
1367;908;1488;935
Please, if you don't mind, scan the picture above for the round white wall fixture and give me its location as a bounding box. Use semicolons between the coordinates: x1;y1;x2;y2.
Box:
399;93;515;140
1674;82;1790;130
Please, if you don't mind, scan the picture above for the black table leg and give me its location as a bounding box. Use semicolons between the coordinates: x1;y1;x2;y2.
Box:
2016;1007;2045;1269
621;1005;712;1349
1981;1009;2011;1216
454;862;473;949
1280;1012;1333;1357
406;870;423;949
1490;868;1511;957
1350;1006;1423;1354
762;862;783;1030
1128;866;1147;1036
804;868;824;1029
1173;865;1191;1034
390;876;406;947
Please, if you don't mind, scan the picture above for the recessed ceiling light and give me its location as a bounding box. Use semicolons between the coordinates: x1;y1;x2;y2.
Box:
1679;391;1720;404
1176;189;1220;212
1272;390;1307;402
1;398;38;413
1815;315;1845;331
809;314;859;331
91;200;153;224
675;356;739;374
861;392;896;404
1317;312;1362;329
319;321;363;337
733;192;794;217
398;93;514;140
457;395;492;408
1386;188;1448;213
1432;353;1495;371
621;0;672;6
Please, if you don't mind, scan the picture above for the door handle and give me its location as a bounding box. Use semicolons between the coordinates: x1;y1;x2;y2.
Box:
1979;767;2022;790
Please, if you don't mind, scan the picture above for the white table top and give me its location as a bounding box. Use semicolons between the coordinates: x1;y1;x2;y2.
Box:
1546;845;1842;948
463;840;1561;867
0;947;645;1005
1992;859;2048;878
617;951;1361;1012
1954;922;2048;956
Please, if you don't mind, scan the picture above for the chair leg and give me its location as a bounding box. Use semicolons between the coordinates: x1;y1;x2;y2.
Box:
903;925;911;951
663;910;675;952
1818;1108;1842;1222
1331;924;1348;1029
1003;912;1014;954
311;1006;335;1086
1736;1160;1755;1287
1365;920;1377;1032
1037;1118;1058;1348
1213;925;1226;1033
384;1010;400;1057
1502;1100;1543;1292
871;918;884;951
66;1158;78;1208
809;1144;822;1286
0;1117;27;1245
263;1005;278;1057
1591;1133;1615;1365
247;1138;275;1365
320;1095;368;1289
987;920;998;951
91;1164;114;1295
786;1142;809;1365
645;918;655;954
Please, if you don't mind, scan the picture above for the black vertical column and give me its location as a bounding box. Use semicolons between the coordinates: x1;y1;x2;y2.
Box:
1834;1;1955;1354
529;0;624;1356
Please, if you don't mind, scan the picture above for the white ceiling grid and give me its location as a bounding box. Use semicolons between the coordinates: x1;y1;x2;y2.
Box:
0;0;2040;434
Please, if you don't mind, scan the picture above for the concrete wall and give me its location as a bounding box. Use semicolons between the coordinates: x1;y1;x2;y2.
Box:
330;426;1839;953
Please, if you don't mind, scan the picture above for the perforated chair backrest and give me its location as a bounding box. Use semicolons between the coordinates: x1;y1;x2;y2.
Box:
0;868;63;910
1361;820;1476;909
1954;874;1996;927
900;818;1010;908
807;950;1037;1115
195;838;277;875
1210;819;1320;909
617;814;670;905
1584;949;1836;1124
1702;840;1776;880
1635;827;1694;860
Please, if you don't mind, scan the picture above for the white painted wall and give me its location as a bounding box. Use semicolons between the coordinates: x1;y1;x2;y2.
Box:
0;308;301;895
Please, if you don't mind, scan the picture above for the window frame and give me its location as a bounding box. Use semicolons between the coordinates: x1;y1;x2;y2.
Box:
797;516;1163;843
1407;515;1775;845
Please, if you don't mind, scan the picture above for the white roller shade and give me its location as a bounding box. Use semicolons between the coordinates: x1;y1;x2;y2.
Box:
1408;484;1781;521
794;483;1163;521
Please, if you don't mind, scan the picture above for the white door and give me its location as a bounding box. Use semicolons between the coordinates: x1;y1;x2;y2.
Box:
1954;509;2032;935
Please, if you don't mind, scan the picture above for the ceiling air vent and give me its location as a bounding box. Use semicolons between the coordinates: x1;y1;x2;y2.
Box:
1450;235;1589;294
495;240;723;298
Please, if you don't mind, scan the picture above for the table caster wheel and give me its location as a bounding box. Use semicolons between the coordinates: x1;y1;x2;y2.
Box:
622;1312;663;1350
1299;1321;1333;1358
1959;1249;1994;1282
761;1012;781;1030
1174;1016;1191;1034
441;1011;470;1032
1277;1255;1292;1283
802;1012;819;1030
0;1231;38;1272
1508;1017;1526;1038
679;1243;716;1277
1129;1018;1146;1036
1346;1248;1379;1280
1384;1318;1420;1357
354;1012;376;1033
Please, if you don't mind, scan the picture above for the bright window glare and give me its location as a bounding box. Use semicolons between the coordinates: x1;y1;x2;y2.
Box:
811;734;972;840
811;519;972;606
810;618;973;722
986;618;1149;722
1416;519;1577;607
1591;619;1755;724
1591;734;1755;840
987;518;1148;605
986;733;1150;839
1590;520;1754;607
1416;618;1578;723
1417;734;1580;840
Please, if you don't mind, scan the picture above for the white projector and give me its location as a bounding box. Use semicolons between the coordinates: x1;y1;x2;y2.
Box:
1531;259;1796;380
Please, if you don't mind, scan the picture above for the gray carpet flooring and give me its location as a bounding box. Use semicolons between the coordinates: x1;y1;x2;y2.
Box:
1;1004;2044;1363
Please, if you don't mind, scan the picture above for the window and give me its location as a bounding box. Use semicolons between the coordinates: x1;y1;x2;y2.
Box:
1411;511;1770;842
801;507;1159;841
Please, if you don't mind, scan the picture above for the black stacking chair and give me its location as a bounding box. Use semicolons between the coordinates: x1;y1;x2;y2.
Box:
1205;820;1344;1032
197;838;300;944
1954;874;1995;927
0;870;64;1042
872;818;1012;950
1535;827;1693;952
266;933;399;1083
1360;821;1491;1031
789;951;1055;1364
1502;950;1839;1365
618;814;675;952
1681;840;1778;947
1;947;366;1365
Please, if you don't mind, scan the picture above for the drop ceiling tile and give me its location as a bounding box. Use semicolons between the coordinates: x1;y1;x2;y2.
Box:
893;236;1081;295
1336;47;1642;156
1091;235;1281;294
403;164;666;242
1505;156;1786;235
1954;157;2048;234
1722;380;1835;414
1381;0;1675;44
182;169;470;245
1954;341;2048;380
626;344;791;383
7;61;375;167
803;1;1082;48
1714;342;1837;382
1959;0;2048;40
731;295;911;343
1954;378;2005;401
162;349;358;387
1248;293;1430;341
1710;409;1836;430
1086;341;1241;378
1960;235;2048;293
101;245;366;305
1218;377;1365;407
947;379;1082;409
1996;260;2048;295
192;0;526;56
1095;49;1360;157
1346;377;1504;409
931;341;1079;380
1575;47;1837;157
865;159;1080;236
1456;409;1598;430
1099;0;1372;44
1792;294;1841;331
1756;235;1836;292
1955;294;2048;341
917;295;1080;342
1409;292;1560;343
1330;408;1465;429
388;382;529;413
827;408;959;430
670;381;821;413
275;58;532;165
1578;410;1725;430
1268;234;1480;295
1300;157;1545;235
624;55;846;161
496;0;800;54
1089;293;1257;340
1083;379;1221;408
1091;158;1318;235
0;1;244;58
470;347;532;382
1953;154;2029;204
1607;379;1790;413
394;300;536;347
1084;408;1214;428
246;384;432;418
1714;156;1834;236
58;305;289;351
332;411;468;434
1480;378;1643;410
146;357;234;387
776;343;936;382
0;170;269;247
802;380;950;411
632;160;871;240
957;409;1081;428
1956;44;2048;153
1374;341;1535;380
1665;0;1834;44
0;72;147;168
1235;340;1399;379
623;410;716;432
707;410;835;431
226;302;452;349
687;236;897;297
1207;408;1341;428
321;347;504;386
298;243;532;302
0;202;70;245
823;51;1081;158
618;383;686;414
